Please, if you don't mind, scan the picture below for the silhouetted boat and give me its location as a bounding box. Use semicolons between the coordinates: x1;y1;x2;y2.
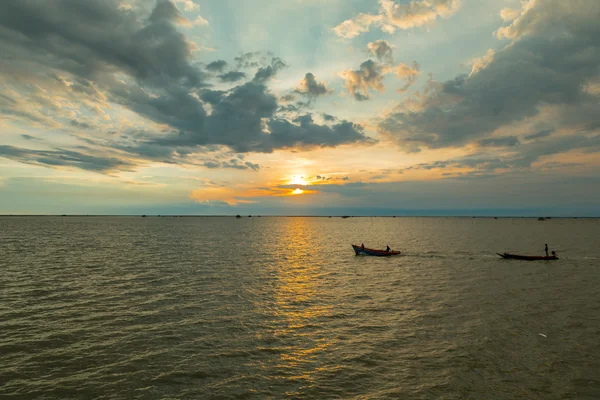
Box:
352;244;402;257
497;253;558;261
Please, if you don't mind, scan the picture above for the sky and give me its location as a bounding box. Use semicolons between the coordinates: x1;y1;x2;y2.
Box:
1;0;599;216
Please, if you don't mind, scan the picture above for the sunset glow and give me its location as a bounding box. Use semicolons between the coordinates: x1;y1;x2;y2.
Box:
289;176;310;186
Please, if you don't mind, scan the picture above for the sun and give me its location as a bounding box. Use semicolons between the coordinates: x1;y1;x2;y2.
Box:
289;175;309;185
292;188;304;195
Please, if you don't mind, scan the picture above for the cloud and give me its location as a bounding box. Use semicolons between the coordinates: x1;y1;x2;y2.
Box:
203;158;260;171
234;51;274;70
172;0;199;11
218;71;247;82
524;129;553;140
21;134;40;141
333;0;461;38
340;42;419;100
339;60;388;101
295;73;333;99
402;133;600;174
267;114;376;150
378;0;460;32
395;61;420;92
0;145;136;173
1;0;208;133
367;40;394;62
149;0;186;24
148;0;206;27
0;1;376;172
206;60;227;72
477;136;520;148
500;8;519;22
147;82;372;153
378;0;600;152
468;49;494;77
189;15;209;26
333;13;383;39
253;57;287;83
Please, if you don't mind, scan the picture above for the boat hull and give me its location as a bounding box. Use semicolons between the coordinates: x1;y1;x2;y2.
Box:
497;253;558;261
352;245;401;257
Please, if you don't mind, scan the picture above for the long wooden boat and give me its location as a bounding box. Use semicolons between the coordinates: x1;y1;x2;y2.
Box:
497;253;558;261
352;244;402;257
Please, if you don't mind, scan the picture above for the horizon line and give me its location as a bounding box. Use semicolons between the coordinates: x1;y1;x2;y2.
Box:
1;215;598;218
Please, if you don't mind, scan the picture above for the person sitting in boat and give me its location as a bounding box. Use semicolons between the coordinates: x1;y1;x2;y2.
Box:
551;251;556;257
386;245;391;252
545;244;549;256
361;243;365;249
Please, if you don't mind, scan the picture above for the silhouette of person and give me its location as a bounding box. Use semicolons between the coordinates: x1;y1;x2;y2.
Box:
361;243;365;249
386;245;391;252
545;243;549;256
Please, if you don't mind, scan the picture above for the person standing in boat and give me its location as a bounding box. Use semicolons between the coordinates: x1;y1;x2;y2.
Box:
545;244;549;256
361;243;365;249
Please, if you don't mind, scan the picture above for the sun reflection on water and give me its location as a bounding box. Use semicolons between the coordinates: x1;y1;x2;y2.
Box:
270;218;336;380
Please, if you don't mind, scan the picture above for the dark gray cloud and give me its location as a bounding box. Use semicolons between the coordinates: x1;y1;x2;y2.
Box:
218;71;247;82
234;52;262;69
206;60;227;72
199;89;226;105
20;134;40;141
0;0;204;85
148;82;372;153
203;158;260;171
0;145;135;173
267;114;375;150
525;129;554;140
253;57;286;83
378;0;600;151
477;136;520;148
149;0;183;24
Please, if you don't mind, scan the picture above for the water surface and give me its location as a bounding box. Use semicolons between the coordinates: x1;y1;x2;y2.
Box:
1;217;599;399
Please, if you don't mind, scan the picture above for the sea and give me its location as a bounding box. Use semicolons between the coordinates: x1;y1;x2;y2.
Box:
1;216;599;399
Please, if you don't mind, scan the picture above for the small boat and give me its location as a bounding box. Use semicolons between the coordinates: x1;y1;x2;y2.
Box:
352;244;402;257
497;252;558;261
